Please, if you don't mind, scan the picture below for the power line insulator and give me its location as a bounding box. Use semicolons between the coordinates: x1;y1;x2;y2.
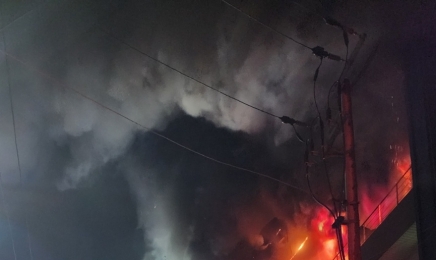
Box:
312;46;343;61
280;116;296;125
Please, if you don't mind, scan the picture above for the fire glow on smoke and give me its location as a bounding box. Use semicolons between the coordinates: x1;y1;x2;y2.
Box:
280;207;347;260
288;150;412;260
308;207;347;260
360;148;412;224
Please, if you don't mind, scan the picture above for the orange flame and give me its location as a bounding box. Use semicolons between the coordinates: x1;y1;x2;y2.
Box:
296;236;308;252
307;207;348;260
290;236;309;260
285;146;411;260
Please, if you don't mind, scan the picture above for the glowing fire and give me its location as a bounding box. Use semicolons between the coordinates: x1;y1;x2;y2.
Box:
360;148;412;230
290;236;308;260
296;236;308;252
286;146;411;259
307;207;348;260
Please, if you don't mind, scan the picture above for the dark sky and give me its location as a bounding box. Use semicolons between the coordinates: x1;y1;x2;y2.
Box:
0;0;424;259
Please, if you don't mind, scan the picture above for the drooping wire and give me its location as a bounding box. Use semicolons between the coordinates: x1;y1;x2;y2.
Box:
0;6;18;258
312;57;338;216
335;48;348;231
291;123;305;143
327;44;348;114
0;48;310;195
325;23;362;260
332;213;346;260
313;60;347;259
335;227;346;260
220;0;312;50
220;0;345;63
326;17;351;117
305;140;335;218
221;0;346;62
102;29;280;119
3;45;21;185
2;26;34;260
311;56;346;260
101;28;308;144
306;137;345;260
325;29;350;260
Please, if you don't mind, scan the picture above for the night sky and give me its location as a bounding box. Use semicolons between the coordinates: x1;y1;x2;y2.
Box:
0;0;423;259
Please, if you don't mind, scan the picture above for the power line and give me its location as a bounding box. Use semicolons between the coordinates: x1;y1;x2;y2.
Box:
323;33;351;260
306;163;336;218
221;0;312;50
220;0;346;63
3;39;22;184
310;58;346;260
326;46;348;114
101;28;281;119
306;141;346;260
101;28;310;139
305;141;345;260
0;4;22;183
326;37;349;113
0;48;310;195
312;58;338;214
2;28;35;260
1;21;36;258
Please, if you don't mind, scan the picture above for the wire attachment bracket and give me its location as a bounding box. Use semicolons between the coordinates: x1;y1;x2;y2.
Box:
312;46;343;61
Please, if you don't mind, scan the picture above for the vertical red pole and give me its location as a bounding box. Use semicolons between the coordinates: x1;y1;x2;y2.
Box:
341;79;362;260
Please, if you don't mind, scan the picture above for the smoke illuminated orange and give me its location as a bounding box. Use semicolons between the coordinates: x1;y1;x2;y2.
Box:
287;148;411;259
307;207;348;260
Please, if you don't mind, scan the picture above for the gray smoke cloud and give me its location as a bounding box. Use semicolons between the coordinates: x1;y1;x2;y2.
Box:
0;0;419;259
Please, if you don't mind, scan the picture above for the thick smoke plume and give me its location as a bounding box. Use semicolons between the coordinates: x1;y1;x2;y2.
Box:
0;0;418;259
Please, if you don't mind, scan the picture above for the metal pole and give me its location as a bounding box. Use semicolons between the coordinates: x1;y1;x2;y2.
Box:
341;79;362;260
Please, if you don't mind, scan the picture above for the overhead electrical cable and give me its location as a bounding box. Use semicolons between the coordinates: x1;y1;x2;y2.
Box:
336;228;346;260
221;0;312;50
326;36;349;115
291;123;305;143
2;27;35;260
306;138;345;260
324;24;358;260
316;16;363;260
305;142;345;260
325;29;351;260
101;28;309;137
312;58;338;216
102;29;280;119
311;58;346;260
305;141;336;218
220;0;345;63
0;48;310;195
3;43;22;184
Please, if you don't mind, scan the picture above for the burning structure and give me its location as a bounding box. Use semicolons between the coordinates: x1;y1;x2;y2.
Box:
0;1;434;260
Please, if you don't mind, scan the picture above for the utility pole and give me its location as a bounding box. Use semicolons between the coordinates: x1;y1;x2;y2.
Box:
341;79;361;260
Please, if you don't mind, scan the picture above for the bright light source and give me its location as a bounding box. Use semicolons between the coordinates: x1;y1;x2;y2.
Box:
297;236;308;252
290;236;309;260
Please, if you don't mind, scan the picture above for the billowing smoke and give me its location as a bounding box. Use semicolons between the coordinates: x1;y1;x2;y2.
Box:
0;0;418;259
